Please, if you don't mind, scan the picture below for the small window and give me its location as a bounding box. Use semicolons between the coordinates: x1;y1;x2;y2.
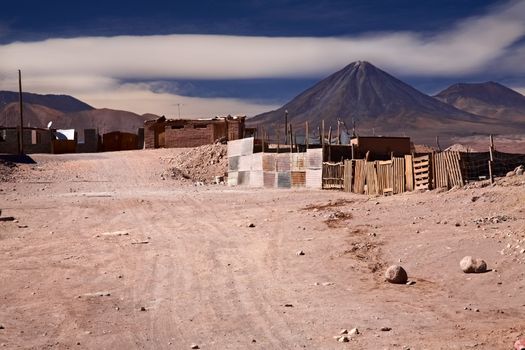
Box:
0;130;6;142
171;125;183;129
194;124;207;129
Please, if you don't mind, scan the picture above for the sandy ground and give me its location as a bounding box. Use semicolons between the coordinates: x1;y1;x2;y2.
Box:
1;149;525;350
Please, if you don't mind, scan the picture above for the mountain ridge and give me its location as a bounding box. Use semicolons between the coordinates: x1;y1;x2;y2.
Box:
250;61;524;143
434;82;525;123
0;90;94;113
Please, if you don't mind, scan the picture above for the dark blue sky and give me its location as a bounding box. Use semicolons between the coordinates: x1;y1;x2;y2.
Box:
1;0;521;108
1;0;498;42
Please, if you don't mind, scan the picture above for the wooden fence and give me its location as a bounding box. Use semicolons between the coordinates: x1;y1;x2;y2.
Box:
322;162;344;189
339;151;469;196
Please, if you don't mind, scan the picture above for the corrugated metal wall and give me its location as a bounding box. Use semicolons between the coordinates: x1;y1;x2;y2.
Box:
227;138;321;189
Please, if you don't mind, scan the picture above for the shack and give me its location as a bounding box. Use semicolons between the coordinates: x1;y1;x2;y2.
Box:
102;131;140;152
144;115;246;149
0;127;54;154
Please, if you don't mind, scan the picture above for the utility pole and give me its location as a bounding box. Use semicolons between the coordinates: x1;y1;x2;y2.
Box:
18;69;24;155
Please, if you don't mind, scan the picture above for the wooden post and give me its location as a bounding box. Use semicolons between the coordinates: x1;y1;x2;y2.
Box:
328;126;332;162
337;120;340;145
276;128;280;154
284;110;288;145
436;136;441;152
489;134;494;183
261;127;265;152
18;69;24;155
289;123;293;150
305;121;309;150
321;120;325;148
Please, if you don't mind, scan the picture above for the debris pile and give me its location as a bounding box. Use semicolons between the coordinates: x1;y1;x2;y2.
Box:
162;144;227;184
473;215;514;225
0;159;17;182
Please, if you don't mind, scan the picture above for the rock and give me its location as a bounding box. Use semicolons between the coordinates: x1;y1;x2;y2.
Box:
515;339;525;350
337;335;350;342
296;250;305;256
248;223;255;228
517;168;524;176
380;327;392;331
339;329;348;335
349;328;359;335
0;325;4;330
140;306;146;311
385;265;408;284
506;171;516;177
191;344;200;349
460;256;487;273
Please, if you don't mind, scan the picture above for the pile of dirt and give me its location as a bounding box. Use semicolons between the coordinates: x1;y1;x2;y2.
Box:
0;159;17;182
162;144;228;183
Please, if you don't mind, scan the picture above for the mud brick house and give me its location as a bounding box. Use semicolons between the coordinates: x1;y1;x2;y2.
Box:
144;115;246;149
350;136;411;160
0;127;54;153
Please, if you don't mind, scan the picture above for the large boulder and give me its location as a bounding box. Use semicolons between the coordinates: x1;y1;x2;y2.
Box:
385;265;408;284
460;256;487;273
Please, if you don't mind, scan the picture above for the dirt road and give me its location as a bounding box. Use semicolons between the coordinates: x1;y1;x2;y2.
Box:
1;150;524;349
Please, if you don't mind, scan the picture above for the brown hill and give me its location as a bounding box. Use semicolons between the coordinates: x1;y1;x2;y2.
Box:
1;103;149;134
434;82;525;123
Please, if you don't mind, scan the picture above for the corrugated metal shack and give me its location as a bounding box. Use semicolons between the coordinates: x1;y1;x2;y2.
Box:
227;137;323;189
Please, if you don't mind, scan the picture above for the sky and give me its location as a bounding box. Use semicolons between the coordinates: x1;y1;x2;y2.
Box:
1;0;525;117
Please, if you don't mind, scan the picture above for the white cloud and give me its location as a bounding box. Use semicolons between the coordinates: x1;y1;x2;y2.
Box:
511;86;525;96
75;82;279;117
0;0;524;115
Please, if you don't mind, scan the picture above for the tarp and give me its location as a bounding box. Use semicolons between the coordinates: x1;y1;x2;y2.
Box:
55;129;75;140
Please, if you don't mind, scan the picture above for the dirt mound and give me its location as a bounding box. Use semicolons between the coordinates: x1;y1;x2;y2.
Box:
445;143;472;152
162;144;227;183
0;159;17;182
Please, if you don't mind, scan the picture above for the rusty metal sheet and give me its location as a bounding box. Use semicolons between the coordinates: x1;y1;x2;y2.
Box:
228;156;240;172
291;153;306;171
237;171;250;186
277;171;291;188
263;172;276;188
262;154;276;171
291;171;306;187
276;153;291;172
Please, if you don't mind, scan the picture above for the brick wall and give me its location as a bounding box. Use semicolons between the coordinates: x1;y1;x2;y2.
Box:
165;124;215;148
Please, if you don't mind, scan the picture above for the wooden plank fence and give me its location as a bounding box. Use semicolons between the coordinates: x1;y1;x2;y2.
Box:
322;162;344;189
340;151;467;196
413;155;430;191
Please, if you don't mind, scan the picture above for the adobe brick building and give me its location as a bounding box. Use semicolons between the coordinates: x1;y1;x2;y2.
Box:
0;127;54;154
144;116;246;149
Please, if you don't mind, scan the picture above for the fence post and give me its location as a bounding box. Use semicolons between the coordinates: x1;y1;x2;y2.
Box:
489;134;494;183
